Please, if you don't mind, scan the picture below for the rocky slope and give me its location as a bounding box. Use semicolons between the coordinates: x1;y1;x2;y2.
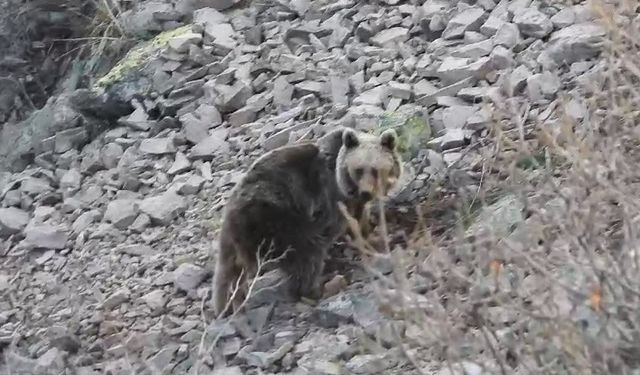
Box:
0;0;607;374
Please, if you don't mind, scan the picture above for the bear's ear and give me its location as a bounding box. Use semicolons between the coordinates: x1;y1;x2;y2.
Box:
380;129;397;150
342;128;359;149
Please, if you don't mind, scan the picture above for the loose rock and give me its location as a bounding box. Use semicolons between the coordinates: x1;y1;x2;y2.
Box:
513;8;553;39
140;191;188;225
104;199;140;229
24;224;68;249
0;207;29;237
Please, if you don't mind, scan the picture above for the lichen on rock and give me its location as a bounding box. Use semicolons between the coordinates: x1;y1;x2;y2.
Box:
95;25;193;89
378;105;432;160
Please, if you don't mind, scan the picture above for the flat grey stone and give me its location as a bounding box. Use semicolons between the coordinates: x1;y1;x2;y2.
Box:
72;210;100;234
442;105;477;129
168;32;202;53
173;263;207;292
104;199;140;229
0;207;29;237
493;22;520;49
443;7;486;40
513;8;553;38
60;168;82;191
543;22;605;66
176;174;205;195
168;151;191;175
102;287;131;310
435;57;491;84
480;16;505;36
101;143;124;169
550;8;576;28
451;39;493;58
140;190;187;225
24;224;68;249
370;27;409;47
190;129;230;160
506;65;533;96
139;138;176;155
526;71;561;102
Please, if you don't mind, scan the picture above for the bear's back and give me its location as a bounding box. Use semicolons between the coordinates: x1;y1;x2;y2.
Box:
223;142;344;246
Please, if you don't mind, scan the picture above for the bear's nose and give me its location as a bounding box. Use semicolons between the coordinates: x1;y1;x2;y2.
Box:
359;191;373;201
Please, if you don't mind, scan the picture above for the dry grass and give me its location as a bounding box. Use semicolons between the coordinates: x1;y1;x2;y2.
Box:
355;1;640;374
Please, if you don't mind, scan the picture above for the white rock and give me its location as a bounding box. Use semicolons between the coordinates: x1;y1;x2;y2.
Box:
346;352;398;374
139;138;176;155
36;348;65;373
181;113;209;144
436;56;491;84
19;177;52;196
72;210;100;234
131;214;151;233
0;207;29;237
101;143;124;169
436;361;484;375
489;46;515;70
118;244;153;256
543;22;605;66
140;191;187;225
168;32;203;53
141;289;167;311
24;224;68;249
442;106;478;129
118;106;151;131
513;8;553;39
212;367;243;375
370;27;409;47
413;79;438;97
168;151;191;175
463;31;487;44
190;129;230;160
386;81;412;100
177;174;205;195
550;8;576;28
493;22;520;48
353;86;386;106
60;168;82;191
451;39;493;58
173;263;207;292
480;16;505;36
103;287;131;310
205;23;237;52
442;7;486;40
526;71;561;102
104;199;140;229
506;65;533;96
428;129;471;151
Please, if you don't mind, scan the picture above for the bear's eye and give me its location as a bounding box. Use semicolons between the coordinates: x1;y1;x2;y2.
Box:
371;168;378;179
354;168;363;178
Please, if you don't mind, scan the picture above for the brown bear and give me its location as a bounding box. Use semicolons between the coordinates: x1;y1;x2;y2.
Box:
212;127;403;317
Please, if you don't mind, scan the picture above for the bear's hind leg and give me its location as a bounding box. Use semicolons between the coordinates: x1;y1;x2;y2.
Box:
281;240;328;301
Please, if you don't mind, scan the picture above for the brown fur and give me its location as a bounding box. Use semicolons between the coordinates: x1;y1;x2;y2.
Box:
213;128;403;317
213;142;346;317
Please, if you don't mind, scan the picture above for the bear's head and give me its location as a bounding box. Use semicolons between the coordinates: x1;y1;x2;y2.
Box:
336;128;403;202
